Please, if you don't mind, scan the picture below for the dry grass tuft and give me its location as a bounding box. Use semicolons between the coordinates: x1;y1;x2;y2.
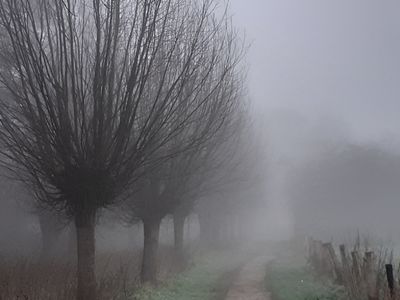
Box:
0;246;178;300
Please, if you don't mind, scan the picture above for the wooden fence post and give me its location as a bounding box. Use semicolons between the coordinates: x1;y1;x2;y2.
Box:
338;244;348;284
365;251;378;300
351;251;361;282
386;264;395;298
310;240;324;273
339;244;348;267
325;242;343;284
321;243;332;275
316;240;325;273
308;238;316;264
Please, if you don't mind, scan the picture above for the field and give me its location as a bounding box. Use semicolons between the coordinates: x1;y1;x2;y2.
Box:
265;241;346;300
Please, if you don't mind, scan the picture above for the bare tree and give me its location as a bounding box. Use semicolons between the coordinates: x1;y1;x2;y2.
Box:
120;2;246;282
193;120;267;247
0;0;244;297
170;105;248;257
135;82;246;281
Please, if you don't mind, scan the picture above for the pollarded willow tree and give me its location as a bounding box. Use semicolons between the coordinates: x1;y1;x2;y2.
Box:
171;107;248;253
121;3;246;281
187;116;265;248
0;0;245;298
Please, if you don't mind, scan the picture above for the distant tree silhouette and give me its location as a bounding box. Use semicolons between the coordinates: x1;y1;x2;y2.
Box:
288;143;400;238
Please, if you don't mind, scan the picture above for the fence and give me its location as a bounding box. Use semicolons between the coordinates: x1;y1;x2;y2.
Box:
307;237;397;300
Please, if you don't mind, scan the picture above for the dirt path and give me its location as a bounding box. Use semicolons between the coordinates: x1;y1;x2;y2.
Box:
225;256;272;300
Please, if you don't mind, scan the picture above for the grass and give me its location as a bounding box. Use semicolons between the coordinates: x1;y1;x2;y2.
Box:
0;244;247;300
265;260;345;300
131;250;245;300
0;247;178;300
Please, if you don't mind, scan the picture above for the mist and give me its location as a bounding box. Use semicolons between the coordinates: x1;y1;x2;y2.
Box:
227;0;400;241
0;0;399;299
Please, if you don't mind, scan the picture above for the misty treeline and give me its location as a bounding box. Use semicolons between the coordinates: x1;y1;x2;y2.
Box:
0;0;259;299
287;141;400;240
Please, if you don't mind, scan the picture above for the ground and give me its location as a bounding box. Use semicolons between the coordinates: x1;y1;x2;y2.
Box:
265;242;346;300
131;241;346;300
225;256;272;300
131;250;249;300
131;246;274;300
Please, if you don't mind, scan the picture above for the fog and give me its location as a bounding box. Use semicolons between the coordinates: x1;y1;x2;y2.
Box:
227;0;400;242
0;0;399;298
231;0;400;138
1;0;400;254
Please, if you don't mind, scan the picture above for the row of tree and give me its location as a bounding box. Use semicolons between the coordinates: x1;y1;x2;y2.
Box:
0;0;250;299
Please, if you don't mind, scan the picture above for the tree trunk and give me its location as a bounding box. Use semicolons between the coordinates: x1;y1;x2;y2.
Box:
173;213;185;258
141;217;161;284
75;210;96;300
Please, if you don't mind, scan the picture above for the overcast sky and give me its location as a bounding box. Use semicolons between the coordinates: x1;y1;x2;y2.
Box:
230;0;400;145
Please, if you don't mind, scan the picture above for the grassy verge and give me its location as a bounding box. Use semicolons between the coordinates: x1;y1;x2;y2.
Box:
131;250;244;300
266;244;346;300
